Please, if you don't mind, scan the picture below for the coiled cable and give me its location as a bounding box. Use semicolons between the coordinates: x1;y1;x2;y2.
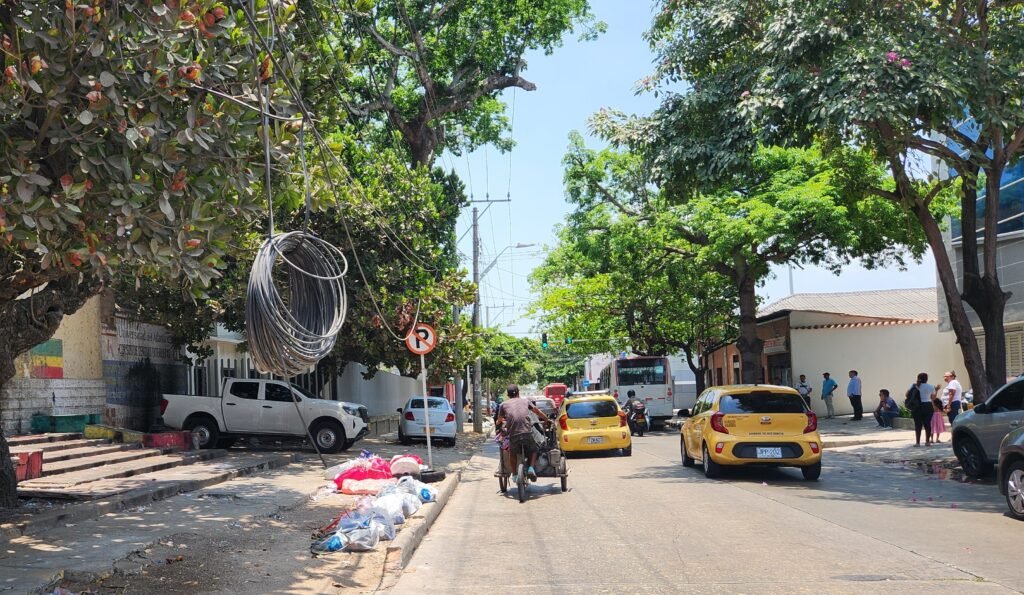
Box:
246;231;349;377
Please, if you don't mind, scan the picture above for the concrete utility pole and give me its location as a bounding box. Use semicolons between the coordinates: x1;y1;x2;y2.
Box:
472;206;483;433
453;304;464;433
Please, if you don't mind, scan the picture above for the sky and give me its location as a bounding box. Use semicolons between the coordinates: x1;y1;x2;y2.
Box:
446;0;938;338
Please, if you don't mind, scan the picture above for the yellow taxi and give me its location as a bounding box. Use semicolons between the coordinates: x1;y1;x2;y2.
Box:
679;385;822;480
556;393;632;456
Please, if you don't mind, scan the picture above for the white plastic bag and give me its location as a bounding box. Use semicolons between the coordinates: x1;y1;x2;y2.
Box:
369;507;396;541
373;494;407;525
399;492;422;517
396;476;437;503
343;527;379;552
390;456;421;477
323;460;359;481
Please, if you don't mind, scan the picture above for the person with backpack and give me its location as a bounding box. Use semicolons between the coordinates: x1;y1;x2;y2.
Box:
906;372;935;446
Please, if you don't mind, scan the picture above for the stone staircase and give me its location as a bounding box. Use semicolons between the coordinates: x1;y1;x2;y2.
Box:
11;433;226;500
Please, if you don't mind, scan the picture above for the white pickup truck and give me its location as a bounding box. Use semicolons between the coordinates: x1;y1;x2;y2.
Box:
161;378;369;453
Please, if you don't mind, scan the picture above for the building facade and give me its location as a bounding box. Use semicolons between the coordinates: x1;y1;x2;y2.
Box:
705;289;966;418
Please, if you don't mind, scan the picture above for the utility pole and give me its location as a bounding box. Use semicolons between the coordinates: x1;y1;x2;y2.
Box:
453;304;464;433
472;206;483;433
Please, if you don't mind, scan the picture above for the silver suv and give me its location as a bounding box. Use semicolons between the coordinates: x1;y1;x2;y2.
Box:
951;376;1024;478
998;426;1024;521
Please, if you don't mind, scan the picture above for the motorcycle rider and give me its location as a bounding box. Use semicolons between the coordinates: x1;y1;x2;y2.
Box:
623;390;646;435
496;384;550;483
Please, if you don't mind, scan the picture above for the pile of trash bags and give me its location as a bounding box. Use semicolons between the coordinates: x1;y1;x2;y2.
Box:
312;452;438;555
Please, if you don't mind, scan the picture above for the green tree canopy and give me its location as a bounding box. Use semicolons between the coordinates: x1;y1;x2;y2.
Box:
638;0;1024;396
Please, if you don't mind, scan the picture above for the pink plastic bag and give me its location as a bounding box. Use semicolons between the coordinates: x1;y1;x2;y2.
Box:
333;457;392;490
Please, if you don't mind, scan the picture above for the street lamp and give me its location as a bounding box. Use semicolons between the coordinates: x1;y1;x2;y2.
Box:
480;242;536;280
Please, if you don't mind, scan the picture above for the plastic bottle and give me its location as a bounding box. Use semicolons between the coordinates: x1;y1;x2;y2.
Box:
310;532;348;554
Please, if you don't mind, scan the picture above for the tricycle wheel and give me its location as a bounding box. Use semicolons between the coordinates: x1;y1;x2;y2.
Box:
516;462;526;503
499;474;508;493
559;458;568;492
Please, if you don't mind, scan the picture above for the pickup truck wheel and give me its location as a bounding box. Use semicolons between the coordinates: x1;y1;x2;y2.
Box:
311;421;346;454
184;416;219;449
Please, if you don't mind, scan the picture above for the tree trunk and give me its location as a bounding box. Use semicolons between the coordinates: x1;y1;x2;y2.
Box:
912;204;990;398
681;343;706;394
0;354;18;508
962;167;1011;390
735;271;763;384
0;273;103;507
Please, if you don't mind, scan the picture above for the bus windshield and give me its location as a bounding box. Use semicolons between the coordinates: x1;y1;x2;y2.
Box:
617;359;667;385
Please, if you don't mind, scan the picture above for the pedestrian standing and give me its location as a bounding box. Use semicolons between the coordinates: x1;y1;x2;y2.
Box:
930;391;946;443
847;370;863;421
821;372;838;419
942;370;963;424
795;374;813;408
906;372;935;446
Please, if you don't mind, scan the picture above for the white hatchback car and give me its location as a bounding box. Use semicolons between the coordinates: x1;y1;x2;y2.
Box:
398;396;457;446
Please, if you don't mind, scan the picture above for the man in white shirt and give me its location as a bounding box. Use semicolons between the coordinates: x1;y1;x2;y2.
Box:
795;374;813;408
847;370;863;421
943;370;963;424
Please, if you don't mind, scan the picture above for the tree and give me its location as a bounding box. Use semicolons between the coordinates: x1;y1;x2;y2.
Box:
562;133;927;383
479;329;540;392
303;0;603;166
531;202;737;394
0;2;300;506
642;0;1024;398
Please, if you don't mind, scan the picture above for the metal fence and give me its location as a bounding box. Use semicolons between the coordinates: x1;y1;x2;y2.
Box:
186;356;337;400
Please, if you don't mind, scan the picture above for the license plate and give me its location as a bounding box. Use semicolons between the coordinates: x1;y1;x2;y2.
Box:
587;437;604;444
756;447;782;459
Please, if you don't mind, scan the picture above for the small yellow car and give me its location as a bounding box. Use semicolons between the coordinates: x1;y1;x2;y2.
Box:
556;394;632;456
679;385;822;480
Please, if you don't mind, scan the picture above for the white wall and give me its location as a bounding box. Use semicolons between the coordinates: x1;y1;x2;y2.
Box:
334;362;422;417
791;324;966;418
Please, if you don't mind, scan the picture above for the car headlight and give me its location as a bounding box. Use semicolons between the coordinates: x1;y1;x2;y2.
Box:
342;405;358;416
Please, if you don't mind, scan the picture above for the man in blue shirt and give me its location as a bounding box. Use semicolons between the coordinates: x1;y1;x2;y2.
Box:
847;370;863;421
821;372;838;419
873;389;899;428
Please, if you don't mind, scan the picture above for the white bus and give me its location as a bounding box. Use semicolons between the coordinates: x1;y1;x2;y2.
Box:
598;356;674;427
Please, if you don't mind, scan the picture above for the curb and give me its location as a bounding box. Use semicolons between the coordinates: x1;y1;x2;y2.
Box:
383;469;461;575
2;453;297;540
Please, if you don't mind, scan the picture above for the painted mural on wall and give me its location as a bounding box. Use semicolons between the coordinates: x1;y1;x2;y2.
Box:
101;297;188;430
29;339;63;379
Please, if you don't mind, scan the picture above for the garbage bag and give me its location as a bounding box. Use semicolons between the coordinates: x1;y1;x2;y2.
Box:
390;456;422;477
399;492;422;517
333;457;392;489
338;510;373;533
396;476;437;503
310;531;348;555
369;507;396;541
340;477;397;495
343;527;379;552
323;460;359;481
374;494;407;525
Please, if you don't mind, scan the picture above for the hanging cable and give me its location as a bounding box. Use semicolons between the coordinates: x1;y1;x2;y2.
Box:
244;3;350;378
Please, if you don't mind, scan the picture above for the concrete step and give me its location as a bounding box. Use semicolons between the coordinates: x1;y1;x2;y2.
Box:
9;438;112;455
36;447;166;478
18;450;227;498
2;451;296;538
41;443;140;464
6;433;82;447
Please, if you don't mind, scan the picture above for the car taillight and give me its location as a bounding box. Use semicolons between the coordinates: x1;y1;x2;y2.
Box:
618;411;627;427
159;398;168;415
710;412;729;434
445;413;455;422
804;411;818;434
809;442;820;454
404;411;415;421
558;414;568;431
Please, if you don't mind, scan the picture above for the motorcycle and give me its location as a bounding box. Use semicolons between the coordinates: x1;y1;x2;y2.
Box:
628;403;648;437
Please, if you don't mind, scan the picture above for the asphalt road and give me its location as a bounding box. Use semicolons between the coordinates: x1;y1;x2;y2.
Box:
390;431;1024;594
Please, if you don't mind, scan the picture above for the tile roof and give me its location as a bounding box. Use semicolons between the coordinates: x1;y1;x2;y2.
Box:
759;288;938;322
